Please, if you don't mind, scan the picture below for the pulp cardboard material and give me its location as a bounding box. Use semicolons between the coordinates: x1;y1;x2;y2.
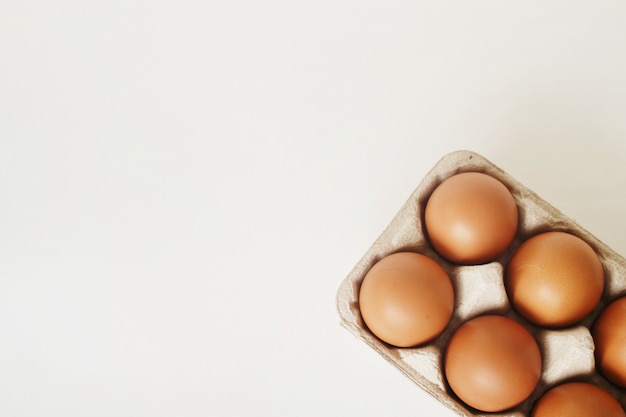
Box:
336;150;626;416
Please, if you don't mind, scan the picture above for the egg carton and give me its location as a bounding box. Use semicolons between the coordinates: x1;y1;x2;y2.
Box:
335;150;626;416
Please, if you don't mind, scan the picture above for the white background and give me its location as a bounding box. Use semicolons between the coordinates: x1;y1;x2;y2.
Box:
3;1;626;416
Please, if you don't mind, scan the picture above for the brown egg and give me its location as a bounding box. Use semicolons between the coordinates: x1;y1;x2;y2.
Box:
424;172;518;265
506;231;604;328
444;315;541;412
532;382;625;417
593;296;626;387
358;252;454;348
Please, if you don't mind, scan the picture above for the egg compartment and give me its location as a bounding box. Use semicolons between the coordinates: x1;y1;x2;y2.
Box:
336;150;626;416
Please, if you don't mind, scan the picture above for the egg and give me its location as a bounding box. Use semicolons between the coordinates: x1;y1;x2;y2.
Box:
532;382;625;417
506;231;604;328
444;315;541;412
424;172;518;264
358;252;454;348
593;295;626;387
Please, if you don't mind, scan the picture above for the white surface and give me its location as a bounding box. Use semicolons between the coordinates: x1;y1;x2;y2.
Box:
3;1;626;416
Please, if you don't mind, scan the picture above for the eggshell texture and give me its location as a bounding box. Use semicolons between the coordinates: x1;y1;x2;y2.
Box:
337;151;626;417
506;231;604;328
444;315;542;412
593;296;626;387
424;172;518;264
358;252;454;348
532;382;626;417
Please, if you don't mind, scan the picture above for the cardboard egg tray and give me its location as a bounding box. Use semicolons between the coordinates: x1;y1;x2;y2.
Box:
336;150;626;416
